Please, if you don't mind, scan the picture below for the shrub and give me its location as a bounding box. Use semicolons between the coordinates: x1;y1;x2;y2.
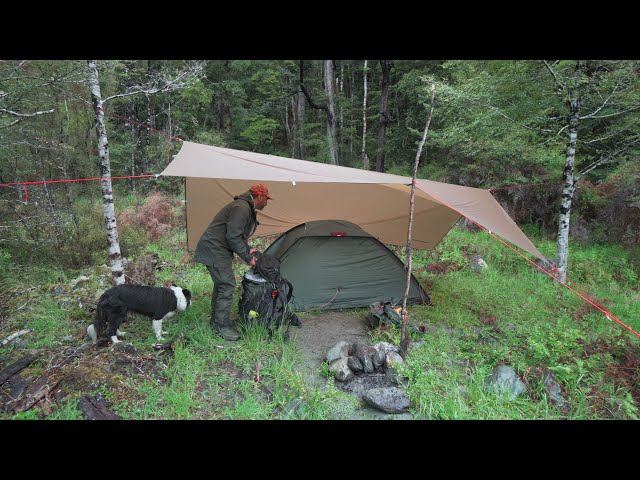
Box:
119;192;179;241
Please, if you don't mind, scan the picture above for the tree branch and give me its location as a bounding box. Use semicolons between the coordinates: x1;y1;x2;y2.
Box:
299;82;327;112
0;107;56;129
579;83;619;119
0;108;55;118
298;60;327;112
576;137;640;180
102;61;206;103
542;60;567;94
580;105;640;120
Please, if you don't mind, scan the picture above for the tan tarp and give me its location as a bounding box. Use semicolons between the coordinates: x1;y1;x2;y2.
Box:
161;141;545;260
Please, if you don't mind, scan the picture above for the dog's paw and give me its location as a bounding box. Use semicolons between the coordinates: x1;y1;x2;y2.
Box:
156;336;166;342
110;336;122;344
161;330;169;335
116;329;126;336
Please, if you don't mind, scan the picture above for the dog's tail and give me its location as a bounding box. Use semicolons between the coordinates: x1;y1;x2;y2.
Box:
87;324;97;342
88;306;108;342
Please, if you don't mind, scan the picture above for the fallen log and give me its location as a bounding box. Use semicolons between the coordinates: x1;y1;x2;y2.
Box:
0;353;38;386
78;394;121;420
11;373;61;412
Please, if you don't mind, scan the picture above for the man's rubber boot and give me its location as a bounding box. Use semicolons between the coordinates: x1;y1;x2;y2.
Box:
212;323;240;341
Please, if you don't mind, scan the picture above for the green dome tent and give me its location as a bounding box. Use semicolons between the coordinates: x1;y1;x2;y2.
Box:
263;220;430;310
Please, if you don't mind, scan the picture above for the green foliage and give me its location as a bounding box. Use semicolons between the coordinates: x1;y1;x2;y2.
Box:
0;248;11;283
240;115;279;151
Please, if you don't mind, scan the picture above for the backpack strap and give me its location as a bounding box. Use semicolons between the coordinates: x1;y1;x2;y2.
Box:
283;278;293;303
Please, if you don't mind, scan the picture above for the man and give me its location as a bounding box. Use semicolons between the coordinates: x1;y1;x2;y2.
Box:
194;184;272;341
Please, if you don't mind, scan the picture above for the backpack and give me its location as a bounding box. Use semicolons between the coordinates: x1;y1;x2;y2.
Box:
238;252;300;332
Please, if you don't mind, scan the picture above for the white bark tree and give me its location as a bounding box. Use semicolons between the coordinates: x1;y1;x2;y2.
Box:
375;60;392;172
86;60;206;285
324;60;338;165
543;60;640;283
361;60;369;170
299;60;339;165
87;60;125;285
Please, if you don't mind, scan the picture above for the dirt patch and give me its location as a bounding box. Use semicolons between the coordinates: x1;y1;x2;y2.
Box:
290;311;371;386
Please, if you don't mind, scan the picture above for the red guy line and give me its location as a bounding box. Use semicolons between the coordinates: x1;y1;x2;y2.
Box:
422;185;640;338
0;174;156;188
97;106;184;142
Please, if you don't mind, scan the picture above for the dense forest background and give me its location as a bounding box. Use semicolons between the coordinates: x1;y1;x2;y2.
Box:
1;60;639;271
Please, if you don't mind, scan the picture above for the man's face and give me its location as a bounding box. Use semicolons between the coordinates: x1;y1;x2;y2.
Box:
255;195;269;211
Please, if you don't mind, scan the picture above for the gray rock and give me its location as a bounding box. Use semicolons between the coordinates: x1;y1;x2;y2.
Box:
471;255;488;273
374;342;400;355
386;351;405;367
334;372;392;399
542;371;567;409
372;350;386;369
350;343;377;363
362;355;374;373
384;352;406;385
485;365;527;401
347;356;364;372
330;357;354;382
362;387;411;414
327;341;351;364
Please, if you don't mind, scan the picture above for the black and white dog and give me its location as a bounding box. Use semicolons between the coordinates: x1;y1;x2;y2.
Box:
87;284;191;345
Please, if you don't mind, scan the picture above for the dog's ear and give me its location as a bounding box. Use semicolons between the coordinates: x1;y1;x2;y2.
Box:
182;288;191;301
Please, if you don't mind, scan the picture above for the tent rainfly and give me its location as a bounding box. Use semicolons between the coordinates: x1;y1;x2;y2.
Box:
160;141;545;261
264;219;430;310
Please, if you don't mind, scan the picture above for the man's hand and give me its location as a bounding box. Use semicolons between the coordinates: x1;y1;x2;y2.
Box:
249;247;258;255
249;256;257;267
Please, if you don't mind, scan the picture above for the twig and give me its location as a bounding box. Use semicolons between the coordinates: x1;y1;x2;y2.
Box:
255;361;262;382
1;329;31;347
401;82;436;358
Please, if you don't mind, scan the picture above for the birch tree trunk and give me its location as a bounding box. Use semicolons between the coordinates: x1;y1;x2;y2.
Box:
556;93;580;283
375;60;391;172
339;63;344;161
400;84;436;358
361;60;369;169
296;92;306;160
145;93;152;146
349;67;354;159
87;60;125;285
324;60;339;165
294;91;305;159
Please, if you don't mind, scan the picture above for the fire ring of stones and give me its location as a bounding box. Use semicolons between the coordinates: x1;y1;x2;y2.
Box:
326;340;411;414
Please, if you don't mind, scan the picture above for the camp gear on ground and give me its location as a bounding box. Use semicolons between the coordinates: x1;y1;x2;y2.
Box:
368;301;425;333
239;253;299;331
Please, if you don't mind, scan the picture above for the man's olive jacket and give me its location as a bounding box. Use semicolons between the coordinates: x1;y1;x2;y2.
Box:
194;191;258;266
